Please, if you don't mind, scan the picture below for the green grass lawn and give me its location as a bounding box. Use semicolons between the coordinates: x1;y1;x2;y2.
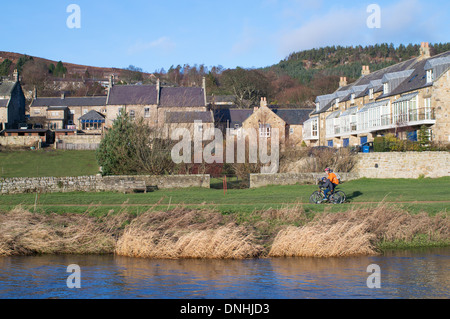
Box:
1;177;449;216
0;149;99;178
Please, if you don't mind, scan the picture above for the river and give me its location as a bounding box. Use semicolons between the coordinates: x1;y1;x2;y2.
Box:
0;248;448;299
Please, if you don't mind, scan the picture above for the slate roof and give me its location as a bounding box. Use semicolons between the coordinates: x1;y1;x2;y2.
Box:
79;110;106;122
213;109;253;127
0;81;16;97
107;85;157;105
31;96;107;107
160;87;206;107
311;50;450;115
272;108;314;125
107;85;206;107
165;111;213;123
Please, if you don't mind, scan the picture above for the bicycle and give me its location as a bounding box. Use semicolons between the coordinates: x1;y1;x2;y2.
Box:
309;181;346;204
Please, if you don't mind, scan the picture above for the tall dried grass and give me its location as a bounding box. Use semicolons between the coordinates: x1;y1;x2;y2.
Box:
269;204;449;257
0;206;129;256
1;203;448;259
115;207;263;259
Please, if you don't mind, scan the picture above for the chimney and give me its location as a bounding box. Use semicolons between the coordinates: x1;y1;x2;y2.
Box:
339;77;347;88
13;69;19;82
156;78;161;105
361;65;370;76
202;76;207;106
420;42;430;59
109;75;114;88
260;97;268;108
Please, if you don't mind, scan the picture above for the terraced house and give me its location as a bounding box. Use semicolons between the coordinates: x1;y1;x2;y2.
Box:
0;70;25;131
303;43;450;148
29;77;210;136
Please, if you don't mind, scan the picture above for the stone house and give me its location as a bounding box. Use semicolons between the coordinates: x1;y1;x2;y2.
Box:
29;94;107;132
105;78;208;131
164;110;215;139
304;43;450;147
215;98;312;146
0;70;26;131
29;77;208;138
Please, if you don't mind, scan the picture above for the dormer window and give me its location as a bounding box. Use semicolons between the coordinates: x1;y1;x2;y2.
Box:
369;88;374;99
426;69;434;83
383;83;389;94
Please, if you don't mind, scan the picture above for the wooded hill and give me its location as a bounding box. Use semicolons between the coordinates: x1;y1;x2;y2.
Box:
1;42;449;107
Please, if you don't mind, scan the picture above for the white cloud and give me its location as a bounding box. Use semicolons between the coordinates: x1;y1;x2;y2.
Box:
276;0;437;57
127;36;176;55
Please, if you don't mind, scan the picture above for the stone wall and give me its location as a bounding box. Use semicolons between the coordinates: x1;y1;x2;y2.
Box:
55;135;102;150
0;136;41;147
0;174;210;195
353;152;450;178
249;151;449;188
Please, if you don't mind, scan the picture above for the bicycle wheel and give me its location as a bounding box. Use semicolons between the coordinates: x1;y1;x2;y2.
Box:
330;192;343;204
334;191;346;203
309;191;323;204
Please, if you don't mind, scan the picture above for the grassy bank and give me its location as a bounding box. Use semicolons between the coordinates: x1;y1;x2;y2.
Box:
0;204;448;258
0;149;99;178
0;177;449;258
1;177;449;216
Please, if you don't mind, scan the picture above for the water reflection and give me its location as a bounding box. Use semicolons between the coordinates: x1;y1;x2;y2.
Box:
0;248;448;299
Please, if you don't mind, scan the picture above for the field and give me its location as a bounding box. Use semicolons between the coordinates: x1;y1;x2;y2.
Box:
0;149;99;178
1;177;449;216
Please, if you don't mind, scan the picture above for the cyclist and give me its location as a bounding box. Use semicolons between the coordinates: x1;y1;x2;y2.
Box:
323;168;339;200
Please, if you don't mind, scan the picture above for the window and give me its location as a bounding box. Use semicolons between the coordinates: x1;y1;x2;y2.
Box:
383;83;389;94
129;110;135;120
312;120;318;137
424;97;432;120
70;110;76;115
144;108;150;118
351;94;355;104
289;127;294;134
316;102;320;111
369;88;374;99
34;109;41;115
83;110;88;115
259;124;271;138
426;69;434;83
328;140;333;147
335;98;339;108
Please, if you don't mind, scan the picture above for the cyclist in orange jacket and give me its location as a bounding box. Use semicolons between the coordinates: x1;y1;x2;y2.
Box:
323;167;339;200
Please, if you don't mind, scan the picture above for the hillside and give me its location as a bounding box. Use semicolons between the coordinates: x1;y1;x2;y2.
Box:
0;51;154;81
1;42;449;105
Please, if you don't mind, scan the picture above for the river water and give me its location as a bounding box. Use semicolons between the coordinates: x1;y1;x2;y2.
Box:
0;248;448;299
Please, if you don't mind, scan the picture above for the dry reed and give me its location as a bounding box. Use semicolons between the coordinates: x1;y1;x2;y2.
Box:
269;204;449;257
1;203;448;259
0;206;128;256
115;207;263;259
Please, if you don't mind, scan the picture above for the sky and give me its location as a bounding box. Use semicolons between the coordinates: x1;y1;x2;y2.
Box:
1;0;449;73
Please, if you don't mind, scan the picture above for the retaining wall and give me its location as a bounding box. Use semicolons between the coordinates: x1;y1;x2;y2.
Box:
353;152;450;179
0;174;210;194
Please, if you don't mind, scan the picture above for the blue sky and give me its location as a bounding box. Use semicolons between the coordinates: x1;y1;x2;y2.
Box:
2;0;449;73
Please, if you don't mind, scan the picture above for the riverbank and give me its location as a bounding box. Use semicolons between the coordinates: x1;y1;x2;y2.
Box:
1;204;448;258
